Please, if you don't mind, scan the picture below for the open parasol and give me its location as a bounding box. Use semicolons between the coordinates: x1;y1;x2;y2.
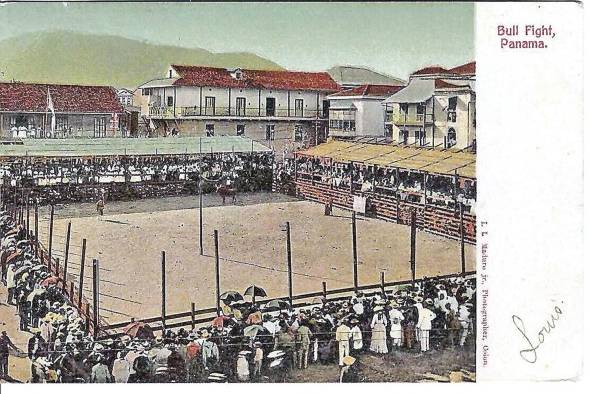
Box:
244;285;267;304
5;251;22;265
211;315;232;329
122;321;155;339
40;276;62;288
219;291;243;304
263;299;291;311
243;324;266;338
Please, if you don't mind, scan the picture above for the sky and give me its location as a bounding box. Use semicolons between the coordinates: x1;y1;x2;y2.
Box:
0;1;474;79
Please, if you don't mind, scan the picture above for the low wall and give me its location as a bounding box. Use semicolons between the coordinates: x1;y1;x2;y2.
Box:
293;179;476;244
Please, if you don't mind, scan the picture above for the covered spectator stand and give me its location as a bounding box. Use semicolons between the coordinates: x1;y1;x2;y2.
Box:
0;136;273;206
291;140;476;243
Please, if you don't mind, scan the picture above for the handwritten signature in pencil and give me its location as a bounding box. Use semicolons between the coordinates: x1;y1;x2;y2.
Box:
512;305;563;363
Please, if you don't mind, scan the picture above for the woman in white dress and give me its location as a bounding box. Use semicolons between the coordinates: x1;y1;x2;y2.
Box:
370;307;388;354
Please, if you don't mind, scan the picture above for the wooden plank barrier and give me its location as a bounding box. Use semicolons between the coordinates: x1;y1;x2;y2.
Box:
294;179;475;244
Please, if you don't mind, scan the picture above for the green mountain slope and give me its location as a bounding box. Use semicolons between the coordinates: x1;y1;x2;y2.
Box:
0;31;284;88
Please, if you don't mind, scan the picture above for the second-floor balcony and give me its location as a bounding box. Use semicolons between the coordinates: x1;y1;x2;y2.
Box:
385;111;434;126
149;106;326;119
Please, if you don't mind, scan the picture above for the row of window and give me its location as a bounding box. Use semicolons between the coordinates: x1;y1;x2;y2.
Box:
152;93;306;117
398;128;457;148
329;119;356;131
119;97;133;106
7;115;108;135
203;124;305;142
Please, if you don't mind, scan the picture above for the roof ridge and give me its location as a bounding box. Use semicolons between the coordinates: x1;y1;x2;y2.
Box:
172;64;332;76
0;81;117;89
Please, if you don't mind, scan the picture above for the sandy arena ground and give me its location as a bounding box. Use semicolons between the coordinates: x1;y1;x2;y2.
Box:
36;194;475;325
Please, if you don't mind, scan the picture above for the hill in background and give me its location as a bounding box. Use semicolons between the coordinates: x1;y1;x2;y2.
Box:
0;31;284;89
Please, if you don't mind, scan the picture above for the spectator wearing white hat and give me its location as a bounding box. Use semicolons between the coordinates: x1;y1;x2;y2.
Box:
417;300;437;352
335;319;351;366
370;307;388;354
112;351;131;383
388;301;405;348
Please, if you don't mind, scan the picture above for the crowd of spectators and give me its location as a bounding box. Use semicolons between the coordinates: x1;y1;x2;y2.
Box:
1;210;475;383
275;157;476;213
0;153;273;204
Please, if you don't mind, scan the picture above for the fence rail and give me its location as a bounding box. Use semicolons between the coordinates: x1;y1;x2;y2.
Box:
103;270;476;336
150;106;326;119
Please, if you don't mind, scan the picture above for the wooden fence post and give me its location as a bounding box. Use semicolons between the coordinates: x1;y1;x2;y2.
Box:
25;198;30;237
78;239;87;309
63;222;71;287
92;259;100;339
322;281;327;298
85;304;91;334
459;202;466;275
285;221;293;307
380;271;385;295
191;302;196;330
161;251;166;331
48;205;54;263
34;203;39;258
351;211;359;290
410;209;417;283
199;181;204;256
214;230;220;316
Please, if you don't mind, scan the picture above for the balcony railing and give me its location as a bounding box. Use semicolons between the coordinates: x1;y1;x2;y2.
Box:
385;112;434;125
149;106;326;119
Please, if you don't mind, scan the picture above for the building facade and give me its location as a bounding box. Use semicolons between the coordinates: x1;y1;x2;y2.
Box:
0;82;123;139
138;65;340;154
327;84;403;139
117;88;134;106
383;61;476;150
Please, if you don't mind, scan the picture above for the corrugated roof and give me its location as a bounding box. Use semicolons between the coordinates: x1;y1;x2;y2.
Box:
327;66;406;86
0;136;271;159
383;79;435;103
297;140;476;178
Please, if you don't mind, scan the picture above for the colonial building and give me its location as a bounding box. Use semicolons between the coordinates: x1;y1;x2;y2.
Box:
138;65;340;153
383;61;476;150
327;84;404;139
0;82;123;138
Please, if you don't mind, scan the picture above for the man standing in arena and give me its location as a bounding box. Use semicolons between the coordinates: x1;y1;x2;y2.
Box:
0;331;19;379
96;197;105;217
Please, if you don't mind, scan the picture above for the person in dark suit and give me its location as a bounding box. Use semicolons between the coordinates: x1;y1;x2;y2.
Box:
27;330;47;360
0;331;19;378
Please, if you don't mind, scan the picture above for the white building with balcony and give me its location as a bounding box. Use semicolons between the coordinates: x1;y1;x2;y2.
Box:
326;84;403;139
383;61;476;150
138;65;340;153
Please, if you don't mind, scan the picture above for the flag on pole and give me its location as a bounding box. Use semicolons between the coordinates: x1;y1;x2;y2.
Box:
46;88;56;136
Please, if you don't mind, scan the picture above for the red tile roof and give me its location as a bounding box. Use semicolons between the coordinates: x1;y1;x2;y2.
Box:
412;61;476;77
171;65;340;92
330;84;404;97
448;61;476;75
0;82;123;113
412;66;450;76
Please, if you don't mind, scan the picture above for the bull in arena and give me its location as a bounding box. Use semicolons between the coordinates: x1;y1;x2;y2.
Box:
216;184;237;205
